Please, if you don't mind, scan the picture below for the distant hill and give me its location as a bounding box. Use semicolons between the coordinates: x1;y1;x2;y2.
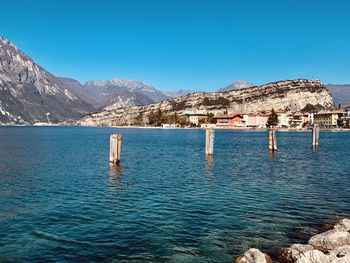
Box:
79;79;333;126
218;80;254;92
326;84;350;105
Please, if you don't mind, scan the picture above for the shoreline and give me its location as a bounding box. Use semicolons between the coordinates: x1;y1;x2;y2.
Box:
236;217;350;263
1;124;350;132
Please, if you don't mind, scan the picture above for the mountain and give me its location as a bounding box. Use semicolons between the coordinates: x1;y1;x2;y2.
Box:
0;36;94;124
60;77;169;109
325;84;350;105
56;77;100;107
163;90;195;98
218;80;254;92
78;79;333;126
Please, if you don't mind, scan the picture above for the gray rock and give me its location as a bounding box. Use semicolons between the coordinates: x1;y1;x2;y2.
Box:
335;219;350;232
308;229;350;252
296;249;335;263
235;248;272;263
280;244;314;263
295;248;350;263
331;245;350;258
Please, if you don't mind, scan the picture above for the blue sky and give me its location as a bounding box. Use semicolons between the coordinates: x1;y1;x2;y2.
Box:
1;0;349;91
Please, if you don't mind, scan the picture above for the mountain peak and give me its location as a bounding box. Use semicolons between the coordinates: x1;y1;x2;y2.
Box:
0;36;13;46
73;77;169;109
218;80;254;92
85;78;150;88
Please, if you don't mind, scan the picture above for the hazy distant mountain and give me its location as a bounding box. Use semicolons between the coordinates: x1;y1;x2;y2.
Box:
218;80;254;92
163;89;194;98
0;36;93;124
326;84;350;105
60;78;169;109
56;77;100;107
85;78;168;103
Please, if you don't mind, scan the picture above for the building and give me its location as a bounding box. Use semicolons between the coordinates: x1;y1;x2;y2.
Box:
243;109;289;128
214;113;245;128
314;110;343;127
277;112;290;128
289;112;309;128
338;106;350;127
243;113;269;128
181;111;208;125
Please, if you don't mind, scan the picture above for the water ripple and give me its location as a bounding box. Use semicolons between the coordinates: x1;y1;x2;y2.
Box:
0;127;349;262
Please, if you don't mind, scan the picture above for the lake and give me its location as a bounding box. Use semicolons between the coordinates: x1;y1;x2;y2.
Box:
0;127;349;262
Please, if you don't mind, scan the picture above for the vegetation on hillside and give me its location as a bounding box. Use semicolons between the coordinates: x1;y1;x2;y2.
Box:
131;109;216;127
201;97;230;107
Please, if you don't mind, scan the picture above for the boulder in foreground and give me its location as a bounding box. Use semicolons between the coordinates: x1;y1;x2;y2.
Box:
235;248;272;263
308;229;350;252
280;244;314;263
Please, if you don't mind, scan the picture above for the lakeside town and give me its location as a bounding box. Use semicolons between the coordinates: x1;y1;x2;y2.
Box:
2;0;350;262
157;104;350;130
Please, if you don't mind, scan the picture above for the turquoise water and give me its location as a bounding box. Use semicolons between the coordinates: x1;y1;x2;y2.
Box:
0;127;349;262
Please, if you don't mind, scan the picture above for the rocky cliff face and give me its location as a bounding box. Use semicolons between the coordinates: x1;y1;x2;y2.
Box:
0;36;94;124
78;79;333;126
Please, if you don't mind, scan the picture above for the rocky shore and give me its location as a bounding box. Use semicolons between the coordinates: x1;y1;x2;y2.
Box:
236;218;350;263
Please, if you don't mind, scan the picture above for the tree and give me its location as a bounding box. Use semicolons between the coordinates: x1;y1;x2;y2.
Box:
160;113;171;124
135;112;144;126
156;108;162;126
171;112;178;125
207;112;216;124
148;111;157;126
178;115;190;127
266;108;279;128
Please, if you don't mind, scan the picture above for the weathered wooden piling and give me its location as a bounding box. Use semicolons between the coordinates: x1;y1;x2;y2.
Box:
205;128;215;155
312;125;320;147
110;134;123;163
268;128;277;152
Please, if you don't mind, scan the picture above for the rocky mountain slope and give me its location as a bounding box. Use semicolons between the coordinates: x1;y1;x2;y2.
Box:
163;89;194;98
78;79;333;126
60;77;171;109
0;36;94;124
326;84;350;105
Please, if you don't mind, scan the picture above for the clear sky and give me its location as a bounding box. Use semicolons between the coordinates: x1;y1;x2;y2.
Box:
1;0;349;91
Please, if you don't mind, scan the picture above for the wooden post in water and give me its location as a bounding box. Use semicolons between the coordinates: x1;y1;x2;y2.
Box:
268;128;277;152
312;125;320;147
205;128;214;155
110;134;123;164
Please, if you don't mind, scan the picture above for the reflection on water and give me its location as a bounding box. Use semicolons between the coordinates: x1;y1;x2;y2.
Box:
312;145;319;152
205;155;215;177
0;127;349;262
268;150;277;160
109;163;123;191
